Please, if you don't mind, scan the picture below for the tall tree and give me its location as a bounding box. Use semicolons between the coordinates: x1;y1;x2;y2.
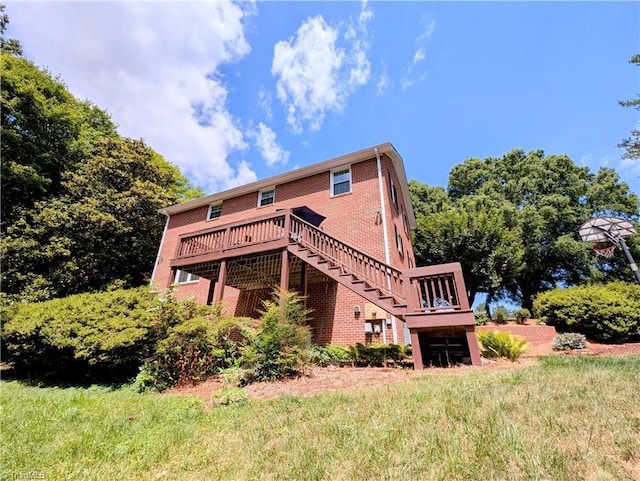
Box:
619;54;640;160
410;183;524;307
1;53;117;226
413;149;639;311
0;26;203;301
2;138;194;300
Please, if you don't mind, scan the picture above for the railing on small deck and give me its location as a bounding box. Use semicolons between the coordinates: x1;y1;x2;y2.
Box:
290;216;405;302
403;263;470;314
174;211;288;260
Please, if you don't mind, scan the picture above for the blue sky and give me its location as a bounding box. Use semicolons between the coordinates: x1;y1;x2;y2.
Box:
6;1;640;195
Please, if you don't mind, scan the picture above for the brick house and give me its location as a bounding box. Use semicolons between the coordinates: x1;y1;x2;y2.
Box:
151;142;481;368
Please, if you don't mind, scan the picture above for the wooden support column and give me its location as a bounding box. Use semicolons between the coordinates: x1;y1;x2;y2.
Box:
213;259;227;304
167;267;177;289
465;326;482;366
300;261;308;307
410;329;423;370
280;249;290;292
206;279;216;305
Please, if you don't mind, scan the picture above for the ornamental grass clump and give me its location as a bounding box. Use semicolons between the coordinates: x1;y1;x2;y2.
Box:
477;330;528;361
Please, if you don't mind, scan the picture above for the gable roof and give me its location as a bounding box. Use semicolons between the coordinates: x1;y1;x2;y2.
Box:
160;141;417;230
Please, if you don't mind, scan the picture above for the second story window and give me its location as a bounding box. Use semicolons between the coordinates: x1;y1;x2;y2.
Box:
331;167;351;196
258;188;275;207
207;203;222;220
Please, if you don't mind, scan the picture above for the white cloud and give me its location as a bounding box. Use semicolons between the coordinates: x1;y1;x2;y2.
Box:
257;87;273;121
271;1;373;133
377;64;390;95
417;19;436;43
400;19;434;91
6;1;257;194
250;123;290;167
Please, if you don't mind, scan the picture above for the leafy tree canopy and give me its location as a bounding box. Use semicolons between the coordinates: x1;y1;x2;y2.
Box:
0;20;203;301
412;149;639;311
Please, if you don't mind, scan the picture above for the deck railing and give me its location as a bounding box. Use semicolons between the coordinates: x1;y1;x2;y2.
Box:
290;216;405;301
403;263;470;314
174;211;288;259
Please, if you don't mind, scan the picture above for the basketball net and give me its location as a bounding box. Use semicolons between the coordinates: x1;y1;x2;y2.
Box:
593;245;616;258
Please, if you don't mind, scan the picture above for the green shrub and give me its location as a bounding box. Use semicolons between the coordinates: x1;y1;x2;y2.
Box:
552;333;587;351
493;305;510;324
240;289;312;383
1;287;216;383
533;282;640;343
139;315;256;390
477;330;528;361
348;343;406;366
513;308;531;324
474;312;488;326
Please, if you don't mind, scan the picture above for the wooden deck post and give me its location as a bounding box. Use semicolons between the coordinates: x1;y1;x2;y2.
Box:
213;259;227;304
410;330;423;369
465;326;482;366
300;261;308;307
280;249;290;292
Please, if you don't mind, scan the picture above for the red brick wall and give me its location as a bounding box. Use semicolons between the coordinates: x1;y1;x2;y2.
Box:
152;154;416;346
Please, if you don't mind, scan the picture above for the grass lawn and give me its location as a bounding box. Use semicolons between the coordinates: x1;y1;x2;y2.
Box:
2;356;639;481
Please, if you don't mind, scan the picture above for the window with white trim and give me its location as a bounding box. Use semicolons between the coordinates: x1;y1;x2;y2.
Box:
258;188;275;207
331;167;352;196
175;269;199;284
207;203;222;220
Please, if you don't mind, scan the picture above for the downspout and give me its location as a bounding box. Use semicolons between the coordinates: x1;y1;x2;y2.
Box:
375;147;398;344
150;212;170;286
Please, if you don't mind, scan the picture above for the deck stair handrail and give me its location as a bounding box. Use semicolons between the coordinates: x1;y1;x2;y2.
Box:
289;215;405;303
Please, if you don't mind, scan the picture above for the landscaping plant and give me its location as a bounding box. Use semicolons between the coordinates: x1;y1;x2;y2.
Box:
240;289;313;383
477;330;528;361
552;333;587;351
533;281;640;343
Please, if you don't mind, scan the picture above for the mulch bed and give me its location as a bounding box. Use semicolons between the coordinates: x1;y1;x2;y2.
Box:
165;323;640;405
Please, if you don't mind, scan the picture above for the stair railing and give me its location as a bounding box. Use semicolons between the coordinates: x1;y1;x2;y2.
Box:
290;215;405;301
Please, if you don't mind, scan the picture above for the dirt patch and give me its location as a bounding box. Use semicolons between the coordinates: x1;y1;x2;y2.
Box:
165;326;640;406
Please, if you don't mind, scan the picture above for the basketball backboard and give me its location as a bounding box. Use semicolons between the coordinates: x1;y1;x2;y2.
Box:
579;217;636;244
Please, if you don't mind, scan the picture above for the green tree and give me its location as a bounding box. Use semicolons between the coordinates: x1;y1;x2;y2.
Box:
0;4;22;55
619;54;640;160
0;53;117;226
1;137;199;301
410;183;524;307
413;149;639;312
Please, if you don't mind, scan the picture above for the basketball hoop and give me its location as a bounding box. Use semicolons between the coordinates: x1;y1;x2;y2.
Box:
593;245;616;258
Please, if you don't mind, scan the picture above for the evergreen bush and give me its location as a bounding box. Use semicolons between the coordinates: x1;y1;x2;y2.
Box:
533;282;640;343
1;287;216;383
513;308;531;324
240;289;312;383
493;305;510;324
552;333;587;351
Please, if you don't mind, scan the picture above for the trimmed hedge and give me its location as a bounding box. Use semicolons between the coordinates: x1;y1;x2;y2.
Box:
1;287;215;383
533;282;640;343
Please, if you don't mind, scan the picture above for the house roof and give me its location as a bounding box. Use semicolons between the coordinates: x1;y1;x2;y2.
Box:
160;141;417;230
